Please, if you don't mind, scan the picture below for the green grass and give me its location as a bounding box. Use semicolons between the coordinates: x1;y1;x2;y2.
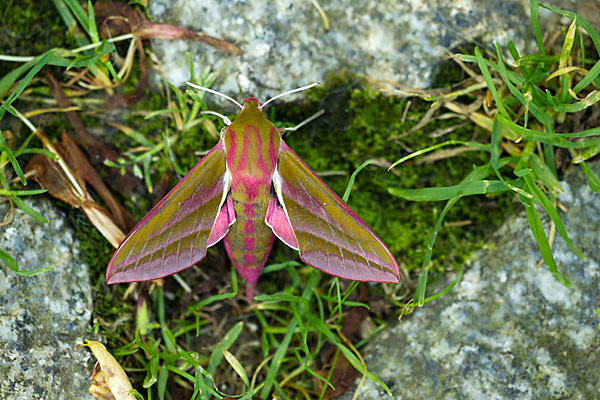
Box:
1;0;600;399
385;0;599;305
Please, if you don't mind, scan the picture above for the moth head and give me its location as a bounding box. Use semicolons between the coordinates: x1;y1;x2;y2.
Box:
242;97;260;106
241;97;262;113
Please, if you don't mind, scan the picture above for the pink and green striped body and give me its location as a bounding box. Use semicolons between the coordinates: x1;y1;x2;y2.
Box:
223;98;280;290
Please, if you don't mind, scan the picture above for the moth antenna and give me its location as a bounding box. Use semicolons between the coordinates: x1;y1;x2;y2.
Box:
186;82;243;110
200;110;232;126
284;109;325;132
260;82;320;109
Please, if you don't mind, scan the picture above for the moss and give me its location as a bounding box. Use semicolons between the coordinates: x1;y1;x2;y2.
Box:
58;204;133;346
0;0;74;76
0;0;74;145
272;72;514;279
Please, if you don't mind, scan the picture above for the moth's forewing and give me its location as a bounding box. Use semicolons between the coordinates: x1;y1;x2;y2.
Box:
106;142;230;283
271;142;400;283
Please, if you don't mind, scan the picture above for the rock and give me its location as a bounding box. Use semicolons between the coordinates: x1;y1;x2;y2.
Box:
148;0;535;105
340;162;600;399
0;197;95;400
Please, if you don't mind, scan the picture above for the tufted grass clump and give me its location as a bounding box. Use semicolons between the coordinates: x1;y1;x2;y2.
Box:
384;0;600;306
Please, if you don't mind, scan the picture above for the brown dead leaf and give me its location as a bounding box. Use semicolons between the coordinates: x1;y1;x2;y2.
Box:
90;2;242;55
59;131;136;231
80;340;136;400
317;287;370;399
154;172;171;201
25;131;126;248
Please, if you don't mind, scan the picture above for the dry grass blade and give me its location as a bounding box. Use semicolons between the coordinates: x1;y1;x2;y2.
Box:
389;102;442;140
310;0;330;31
413;146;480;165
23;106;80;117
0;197;14;226
428;121;469;138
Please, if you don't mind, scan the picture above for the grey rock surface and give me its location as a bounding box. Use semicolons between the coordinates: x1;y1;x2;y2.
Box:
341;163;600;399
0;197;95;400
149;0;534;105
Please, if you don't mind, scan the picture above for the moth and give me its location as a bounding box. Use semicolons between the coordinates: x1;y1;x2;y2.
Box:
106;83;400;300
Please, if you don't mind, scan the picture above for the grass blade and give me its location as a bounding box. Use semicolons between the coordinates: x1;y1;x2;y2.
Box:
0;248;54;277
305;314;392;395
422;265;464;305
522;196;570;286
497;114;600;148
494;43;553;127
222;347;249;387
0;189;47;196
260;269;320;399
552;91;600;113
581;161;600;193
474;47;508;117
414;196;460;306
524;174;584;259
388;140;490;170
540;4;600;53
490;114;501;171
343;160;372;202
256;293;309;307
0;144;27;185
388;179;517;201
86;0;100;43
10;195;49;223
530;0;545;54
0;59;37;100
573;59;600;93
1;51;54;120
63;0;94;40
157;365;169;400
528;153;563;193
201;322;243;399
207;322;243;367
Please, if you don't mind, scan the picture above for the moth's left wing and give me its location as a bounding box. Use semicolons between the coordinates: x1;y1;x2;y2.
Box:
107;141;233;283
269;142;399;283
